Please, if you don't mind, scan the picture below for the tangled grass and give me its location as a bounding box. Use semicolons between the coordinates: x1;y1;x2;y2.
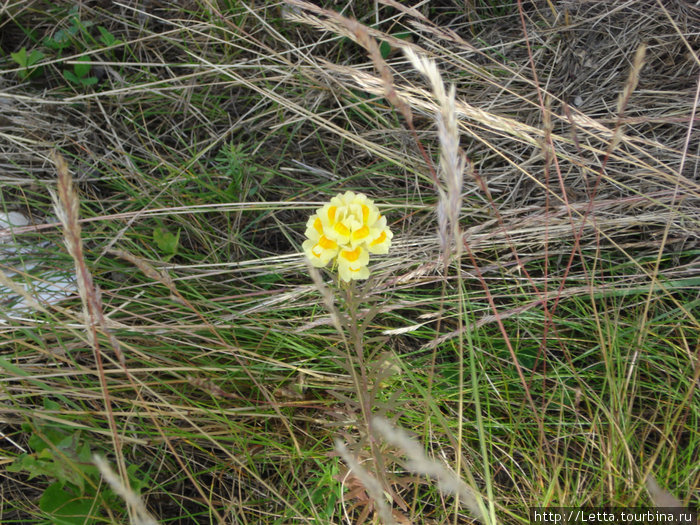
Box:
0;1;698;523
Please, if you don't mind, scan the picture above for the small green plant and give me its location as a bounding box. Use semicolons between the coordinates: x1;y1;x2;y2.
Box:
153;225;181;260
215;143;272;200
308;459;341;518
8;403;147;524
63;56;98;87
44;7;91;52
97;26;122;48
42;7;117;89
8;418;101;523
10;47;45;80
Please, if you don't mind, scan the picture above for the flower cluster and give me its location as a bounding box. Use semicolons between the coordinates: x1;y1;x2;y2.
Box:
303;191;392;282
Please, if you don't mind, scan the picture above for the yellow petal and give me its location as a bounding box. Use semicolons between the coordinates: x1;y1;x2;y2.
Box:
338;263;370;282
370;231;386;247
340;246;361;262
303;239;336;267
318;235;337;250
368;228;393;254
333;222;350;237
351;225;369;243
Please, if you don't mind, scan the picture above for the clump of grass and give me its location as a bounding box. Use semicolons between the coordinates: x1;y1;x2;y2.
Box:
0;1;698;523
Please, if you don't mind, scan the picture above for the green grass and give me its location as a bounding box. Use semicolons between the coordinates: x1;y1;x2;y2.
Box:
0;1;698;524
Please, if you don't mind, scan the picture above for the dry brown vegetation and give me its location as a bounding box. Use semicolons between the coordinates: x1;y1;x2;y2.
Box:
0;1;698;523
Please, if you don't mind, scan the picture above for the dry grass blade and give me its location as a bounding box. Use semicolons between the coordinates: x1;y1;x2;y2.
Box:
107;247;177;294
403;47;466;258
284;0;412;126
49;151;130;492
645;475;683;508
372;417;485;523
94;455;159;525
0;268;46;314
611;44;647;151
336;438;397;525
1;1;697;522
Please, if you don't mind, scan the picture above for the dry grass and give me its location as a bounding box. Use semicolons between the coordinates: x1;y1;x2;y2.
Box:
0;0;698;523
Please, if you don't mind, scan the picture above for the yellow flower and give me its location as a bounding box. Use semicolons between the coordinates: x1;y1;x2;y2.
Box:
303;191;392;281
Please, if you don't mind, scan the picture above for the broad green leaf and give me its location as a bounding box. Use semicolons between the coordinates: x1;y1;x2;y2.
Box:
379;40;391;59
45;26;78;50
39;482;96;525
29;425;68;453
379;32;411;59
126;464;149;494
153;227;180;257
63;70;80;84
27;49;45;66
10;47;28;67
7;451;82;488
44;398;61;411
97;26;121;47
73;57;92;78
81;76;99;86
